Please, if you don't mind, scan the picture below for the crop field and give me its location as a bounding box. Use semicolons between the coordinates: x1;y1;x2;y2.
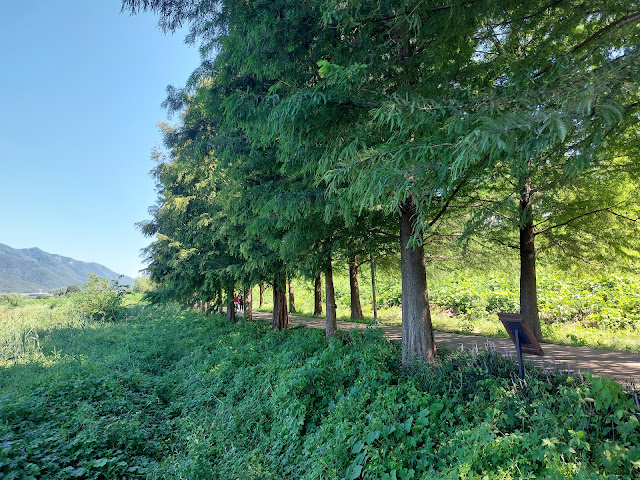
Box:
1;293;640;479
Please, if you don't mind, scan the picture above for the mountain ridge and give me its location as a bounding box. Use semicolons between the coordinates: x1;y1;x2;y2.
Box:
0;243;134;293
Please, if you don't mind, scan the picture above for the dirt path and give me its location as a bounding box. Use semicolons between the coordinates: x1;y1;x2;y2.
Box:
250;311;640;384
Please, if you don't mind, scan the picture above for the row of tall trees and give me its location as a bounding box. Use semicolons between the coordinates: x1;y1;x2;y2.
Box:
125;0;640;364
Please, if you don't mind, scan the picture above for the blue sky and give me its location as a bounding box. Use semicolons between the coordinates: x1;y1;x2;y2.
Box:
1;1;201;278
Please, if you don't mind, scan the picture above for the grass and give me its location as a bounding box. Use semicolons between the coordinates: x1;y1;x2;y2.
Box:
0;297;203;478
2;295;640;479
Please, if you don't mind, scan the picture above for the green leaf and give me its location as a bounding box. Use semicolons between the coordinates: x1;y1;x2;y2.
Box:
92;458;109;467
365;430;380;445
351;440;364;454
347;464;363;480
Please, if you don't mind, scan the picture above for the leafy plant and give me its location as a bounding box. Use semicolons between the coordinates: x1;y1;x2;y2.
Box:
77;274;125;322
0;294;29;309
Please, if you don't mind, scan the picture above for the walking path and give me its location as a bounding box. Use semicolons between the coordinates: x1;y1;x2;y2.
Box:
251;311;640;384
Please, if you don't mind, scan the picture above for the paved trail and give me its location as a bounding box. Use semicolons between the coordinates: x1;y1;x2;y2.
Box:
250;311;640;384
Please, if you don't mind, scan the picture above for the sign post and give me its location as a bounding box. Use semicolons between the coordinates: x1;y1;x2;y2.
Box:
498;313;544;379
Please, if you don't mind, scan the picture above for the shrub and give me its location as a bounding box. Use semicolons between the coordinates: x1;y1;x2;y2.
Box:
131;276;155;294
77;274;125;321
0;294;28;308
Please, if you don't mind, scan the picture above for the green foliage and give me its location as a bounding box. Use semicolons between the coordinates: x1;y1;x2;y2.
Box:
77;274;125;322
130;276;155;294
427;270;640;331
50;285;82;298
125;0;640;353
0;294;30;309
282;266;640;331
0;298;82;367
2;300;640;478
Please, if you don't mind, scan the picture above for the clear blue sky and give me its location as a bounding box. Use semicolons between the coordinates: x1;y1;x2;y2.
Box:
1;1;201;278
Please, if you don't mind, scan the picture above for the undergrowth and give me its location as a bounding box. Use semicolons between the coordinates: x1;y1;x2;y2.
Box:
267;268;640;353
1;299;639;478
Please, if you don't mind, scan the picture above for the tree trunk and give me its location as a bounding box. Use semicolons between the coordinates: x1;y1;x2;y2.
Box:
216;288;223;314
349;257;364;320
272;272;289;330
519;180;543;341
226;287;236;323
325;256;337;338
314;274;323;316
288;277;296;313
244;286;253;322
400;196;436;364
370;254;378;323
259;282;264;308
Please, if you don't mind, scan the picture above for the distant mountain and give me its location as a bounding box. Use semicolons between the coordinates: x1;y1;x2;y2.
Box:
0;243;134;293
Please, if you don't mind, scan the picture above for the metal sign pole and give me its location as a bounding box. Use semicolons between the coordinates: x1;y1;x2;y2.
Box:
515;329;524;379
498;313;544;380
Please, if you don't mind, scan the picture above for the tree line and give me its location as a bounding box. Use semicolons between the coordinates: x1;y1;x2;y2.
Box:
123;0;640;364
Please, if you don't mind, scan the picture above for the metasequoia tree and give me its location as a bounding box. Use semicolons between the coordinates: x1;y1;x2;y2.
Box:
313;274;322;316
139;141;241;314
140;67;293;328
262;1;502;363
288;278;296;314
126;0;640;354
441;2;640;339
274;0;640;343
125;0;502;360
460;150;640;339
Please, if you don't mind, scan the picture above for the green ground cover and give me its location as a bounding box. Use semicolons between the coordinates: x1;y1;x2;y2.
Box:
2;296;640;478
263;267;640;353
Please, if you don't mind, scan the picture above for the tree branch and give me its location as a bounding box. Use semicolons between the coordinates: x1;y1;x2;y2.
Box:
570;11;640;55
535;206;613;236
543;241;599;266
609;210;639;223
534;11;640;79
327;0;483;28
490;237;519;250
428;178;467;228
467;237;515;254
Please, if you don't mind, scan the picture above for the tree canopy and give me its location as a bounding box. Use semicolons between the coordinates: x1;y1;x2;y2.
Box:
126;0;640;360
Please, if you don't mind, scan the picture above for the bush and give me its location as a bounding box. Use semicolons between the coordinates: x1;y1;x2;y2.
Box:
0;294;28;308
77;274;125;321
130;276;155;294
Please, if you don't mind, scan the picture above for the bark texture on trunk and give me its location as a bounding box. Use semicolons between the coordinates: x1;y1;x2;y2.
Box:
216;288;223;313
288;278;296;313
370;254;378;323
400;197;436;364
272;273;289;330
314;274;323;316
349;257;364;320
259;283;264;308
227;300;236;322
244;286;252;322
325;257;337;338
519;181;542;341
226;286;236;322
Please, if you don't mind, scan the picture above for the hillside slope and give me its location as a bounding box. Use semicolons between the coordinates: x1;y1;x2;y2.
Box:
0;243;134;293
